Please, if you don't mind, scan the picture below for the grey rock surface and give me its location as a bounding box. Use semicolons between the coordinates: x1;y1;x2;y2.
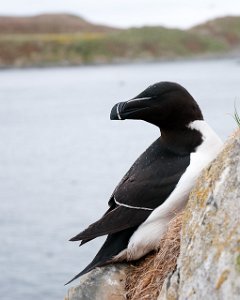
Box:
158;130;240;300
65;264;128;300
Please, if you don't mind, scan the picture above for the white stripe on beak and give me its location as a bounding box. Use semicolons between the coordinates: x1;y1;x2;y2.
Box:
116;103;122;120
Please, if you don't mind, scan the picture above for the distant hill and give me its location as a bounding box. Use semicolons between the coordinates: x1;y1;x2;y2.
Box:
0;14;117;34
192;16;240;46
0;14;239;68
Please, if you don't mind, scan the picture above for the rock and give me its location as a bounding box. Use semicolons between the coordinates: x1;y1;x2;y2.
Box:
64;264;129;300
158;130;240;300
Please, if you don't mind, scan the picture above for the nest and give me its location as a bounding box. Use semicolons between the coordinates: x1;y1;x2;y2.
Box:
125;213;183;300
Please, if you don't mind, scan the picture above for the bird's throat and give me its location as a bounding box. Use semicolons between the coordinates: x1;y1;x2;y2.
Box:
160;127;203;155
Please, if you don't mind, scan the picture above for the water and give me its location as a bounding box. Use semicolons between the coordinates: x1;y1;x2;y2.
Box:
0;59;239;300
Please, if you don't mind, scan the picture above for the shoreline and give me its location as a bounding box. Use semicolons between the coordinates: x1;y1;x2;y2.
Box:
0;52;239;71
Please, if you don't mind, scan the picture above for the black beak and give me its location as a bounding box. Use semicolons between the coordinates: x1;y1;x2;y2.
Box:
110;102;126;120
110;97;152;120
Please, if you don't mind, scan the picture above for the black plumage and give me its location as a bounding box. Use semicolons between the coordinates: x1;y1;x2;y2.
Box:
67;82;203;284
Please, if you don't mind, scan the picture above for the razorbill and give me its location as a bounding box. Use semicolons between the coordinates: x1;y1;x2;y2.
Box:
67;81;223;284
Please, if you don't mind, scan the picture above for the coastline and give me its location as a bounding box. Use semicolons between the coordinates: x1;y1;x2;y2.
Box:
0;51;239;71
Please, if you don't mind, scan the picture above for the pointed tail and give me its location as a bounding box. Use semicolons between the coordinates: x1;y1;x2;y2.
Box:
65;226;136;285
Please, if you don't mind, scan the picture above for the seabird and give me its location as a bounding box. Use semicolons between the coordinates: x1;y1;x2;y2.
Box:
67;81;223;284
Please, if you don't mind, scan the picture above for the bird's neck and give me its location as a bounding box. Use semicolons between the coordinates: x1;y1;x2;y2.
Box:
160;125;203;155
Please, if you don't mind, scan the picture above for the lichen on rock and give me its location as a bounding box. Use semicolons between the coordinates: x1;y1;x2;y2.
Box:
159;129;240;300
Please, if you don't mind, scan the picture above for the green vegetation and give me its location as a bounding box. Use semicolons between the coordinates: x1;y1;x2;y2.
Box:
0;14;239;68
234;103;240;128
192;16;240;46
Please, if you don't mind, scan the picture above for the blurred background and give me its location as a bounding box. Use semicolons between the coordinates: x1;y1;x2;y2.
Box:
0;1;240;299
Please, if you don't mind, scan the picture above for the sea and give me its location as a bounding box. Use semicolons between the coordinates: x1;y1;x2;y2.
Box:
0;58;239;300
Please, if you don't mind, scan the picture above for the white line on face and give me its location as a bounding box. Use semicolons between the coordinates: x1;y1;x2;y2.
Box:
127;97;151;103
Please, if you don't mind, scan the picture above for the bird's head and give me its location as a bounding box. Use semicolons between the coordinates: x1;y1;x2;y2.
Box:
110;82;203;129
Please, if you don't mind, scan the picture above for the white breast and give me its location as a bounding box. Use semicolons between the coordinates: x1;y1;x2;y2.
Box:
124;120;223;260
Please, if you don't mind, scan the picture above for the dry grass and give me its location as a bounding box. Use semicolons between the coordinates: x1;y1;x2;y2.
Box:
125;213;183;300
